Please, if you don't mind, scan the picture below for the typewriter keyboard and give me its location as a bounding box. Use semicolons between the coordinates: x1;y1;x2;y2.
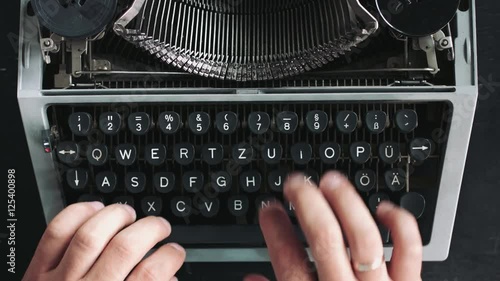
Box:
48;102;450;247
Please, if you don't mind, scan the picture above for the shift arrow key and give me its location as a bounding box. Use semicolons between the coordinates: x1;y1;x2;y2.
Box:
66;168;89;190
57;142;80;164
409;138;432;162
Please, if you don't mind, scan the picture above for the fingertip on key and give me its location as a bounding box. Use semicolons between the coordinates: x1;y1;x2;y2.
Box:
320;170;346;190
121;203;137;219
284;172;305;190
376;201;396;216
87;201;105;211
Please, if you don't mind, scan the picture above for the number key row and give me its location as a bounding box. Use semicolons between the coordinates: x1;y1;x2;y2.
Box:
68;109;418;136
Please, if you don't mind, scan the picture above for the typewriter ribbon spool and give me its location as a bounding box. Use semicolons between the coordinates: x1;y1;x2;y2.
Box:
376;0;460;37
31;0;118;39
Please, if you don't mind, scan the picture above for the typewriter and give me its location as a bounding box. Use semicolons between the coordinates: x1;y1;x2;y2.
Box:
18;0;477;261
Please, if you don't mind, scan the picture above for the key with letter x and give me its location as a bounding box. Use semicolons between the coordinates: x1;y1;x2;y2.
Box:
141;196;162;216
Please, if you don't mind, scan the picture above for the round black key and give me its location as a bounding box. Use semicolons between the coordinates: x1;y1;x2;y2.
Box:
336;111;358;134
99;112;122;135
261;142;283;165
202;143;224;165
189;112;211;135
228;195;249;217
400;192;426;219
144;144;167;166
385;168;406;191
232;143;254;165
173;143;195;165
349;142;371;164
183;170;204;193
285;200;296;217
153;172;175;194
354;169;376;192
57;141;80;164
158;111;181;134
240;170;262;193
112;196;134;208
171;196;192;217
255;195;278;210
197;198;220;218
365;111;387;134
410;138;432;162
368;193;390;214
268;169;286;192
216;111;238;134
276;111;298;134
379;142;401;165
125;172;146;194
211;171;232;193
66;168;88;190
115;144;137;166
87;144;108;166
141;196;162;216
302;170;319;187
306;110;328;133
95;171;117;193
395;109;418;133
128;112;151;135
291;143;312;165
248;112;270;134
319;142;341;164
68;112;93;136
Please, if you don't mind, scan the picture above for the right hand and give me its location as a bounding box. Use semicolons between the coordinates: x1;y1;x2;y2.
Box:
246;171;423;281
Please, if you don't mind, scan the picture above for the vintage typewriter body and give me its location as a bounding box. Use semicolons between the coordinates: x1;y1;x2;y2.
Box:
18;0;477;261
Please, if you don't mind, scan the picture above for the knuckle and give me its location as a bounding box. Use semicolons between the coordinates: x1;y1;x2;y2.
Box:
44;222;69;241
72;229;102;252
357;231;382;251
311;229;343;261
135;263;159;281
405;242;423;258
45;204;95;239
109;234;137;258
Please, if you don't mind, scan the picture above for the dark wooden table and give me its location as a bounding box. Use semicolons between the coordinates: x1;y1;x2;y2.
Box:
1;1;498;280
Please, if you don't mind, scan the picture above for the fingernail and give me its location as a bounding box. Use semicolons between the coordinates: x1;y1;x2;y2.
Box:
88;201;105;210
376;201;395;215
169;243;185;253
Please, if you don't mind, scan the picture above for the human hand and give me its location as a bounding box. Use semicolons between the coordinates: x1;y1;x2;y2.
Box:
23;202;185;281
246;171;422;281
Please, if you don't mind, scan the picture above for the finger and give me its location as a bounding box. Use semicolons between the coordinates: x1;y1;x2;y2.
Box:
55;204;137;279
284;173;356;281
243;274;271;281
84;216;171;281
127;243;185;281
23;201;104;278
319;171;389;281
259;203;315;281
377;202;422;281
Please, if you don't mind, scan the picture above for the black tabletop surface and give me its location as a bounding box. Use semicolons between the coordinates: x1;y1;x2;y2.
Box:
0;1;499;280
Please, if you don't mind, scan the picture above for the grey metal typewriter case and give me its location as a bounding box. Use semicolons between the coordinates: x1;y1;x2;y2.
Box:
17;0;477;261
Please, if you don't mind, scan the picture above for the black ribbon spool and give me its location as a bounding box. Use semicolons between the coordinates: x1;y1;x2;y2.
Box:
376;0;460;37
32;0;117;39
